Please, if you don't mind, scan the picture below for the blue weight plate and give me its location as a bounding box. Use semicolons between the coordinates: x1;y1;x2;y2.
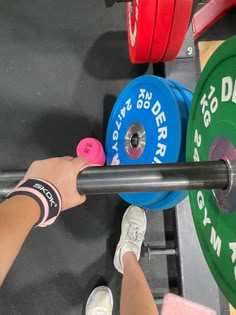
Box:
144;78;189;210
145;189;188;210
160;78;189;158
169;80;193;112
105;75;183;207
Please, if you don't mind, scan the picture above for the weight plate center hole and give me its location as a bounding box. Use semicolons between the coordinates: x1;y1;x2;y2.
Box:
131;133;139;148
125;122;146;160
209;137;236;214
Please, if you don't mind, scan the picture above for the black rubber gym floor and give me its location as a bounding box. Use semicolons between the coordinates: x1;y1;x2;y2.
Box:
0;1;162;314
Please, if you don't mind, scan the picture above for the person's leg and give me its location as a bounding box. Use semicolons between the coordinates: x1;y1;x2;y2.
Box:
121;252;159;315
86;286;113;315
114;205;159;315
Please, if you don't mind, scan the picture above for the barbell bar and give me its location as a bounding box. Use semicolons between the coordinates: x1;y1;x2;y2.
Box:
0;160;230;197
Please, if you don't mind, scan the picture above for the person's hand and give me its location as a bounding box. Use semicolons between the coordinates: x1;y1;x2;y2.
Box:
25;156;88;210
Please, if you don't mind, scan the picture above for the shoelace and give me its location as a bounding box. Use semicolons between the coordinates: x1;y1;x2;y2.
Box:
125;222;144;242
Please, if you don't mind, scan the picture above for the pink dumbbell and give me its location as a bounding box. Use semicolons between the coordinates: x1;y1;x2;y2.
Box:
76;138;106;166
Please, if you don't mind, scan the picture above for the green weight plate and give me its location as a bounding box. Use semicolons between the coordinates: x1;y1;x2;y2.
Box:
186;36;236;307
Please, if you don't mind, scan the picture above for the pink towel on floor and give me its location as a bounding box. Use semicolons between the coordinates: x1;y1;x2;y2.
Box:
161;294;217;315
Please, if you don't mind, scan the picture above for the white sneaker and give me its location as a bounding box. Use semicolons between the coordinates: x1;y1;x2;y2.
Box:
114;205;147;274
85;286;113;315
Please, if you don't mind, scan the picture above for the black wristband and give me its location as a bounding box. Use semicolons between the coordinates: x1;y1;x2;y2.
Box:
7;178;62;227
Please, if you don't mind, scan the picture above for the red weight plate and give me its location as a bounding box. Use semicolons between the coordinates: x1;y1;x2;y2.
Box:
147;0;175;63
162;0;192;61
127;0;157;64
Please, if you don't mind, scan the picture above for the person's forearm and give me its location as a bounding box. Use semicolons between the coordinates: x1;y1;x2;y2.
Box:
0;156;87;285
0;195;40;285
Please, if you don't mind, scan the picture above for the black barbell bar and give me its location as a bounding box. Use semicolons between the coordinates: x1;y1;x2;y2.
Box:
0;160;229;198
